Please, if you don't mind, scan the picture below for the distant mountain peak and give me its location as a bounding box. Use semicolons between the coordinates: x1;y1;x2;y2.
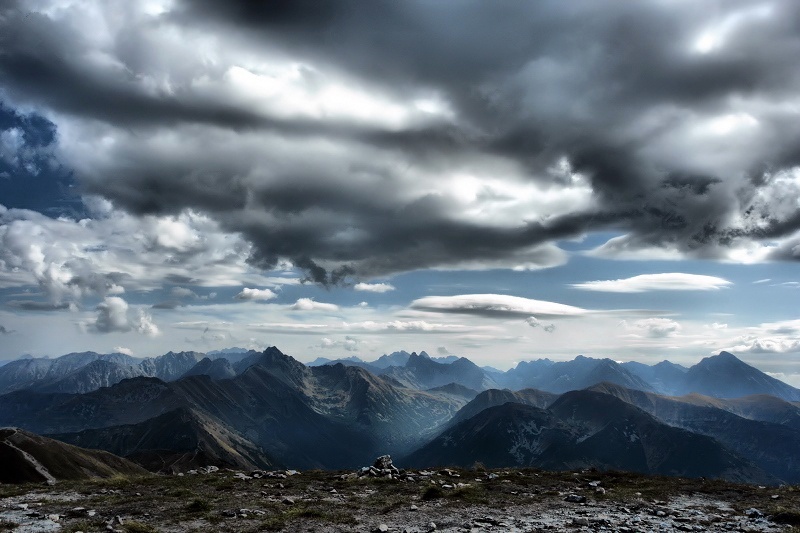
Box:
697;351;748;369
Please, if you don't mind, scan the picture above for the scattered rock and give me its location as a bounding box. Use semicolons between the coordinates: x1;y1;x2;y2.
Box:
564;494;587;503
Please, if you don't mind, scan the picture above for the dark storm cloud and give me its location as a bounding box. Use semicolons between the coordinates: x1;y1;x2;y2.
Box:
6;300;71;311
151;300;183;310
4;0;800;282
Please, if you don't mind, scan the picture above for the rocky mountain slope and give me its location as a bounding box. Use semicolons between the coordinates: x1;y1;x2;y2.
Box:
50;407;277;472
0;348;468;470
3;348;798;403
587;382;800;483
445;388;558;429
0;427;147;484
1;346;799;484
405;391;776;485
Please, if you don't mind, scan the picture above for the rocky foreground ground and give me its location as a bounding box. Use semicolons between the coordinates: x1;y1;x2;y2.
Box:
1;460;799;533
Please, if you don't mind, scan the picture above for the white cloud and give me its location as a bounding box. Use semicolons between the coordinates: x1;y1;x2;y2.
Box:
170;287;198;299
247;319;474;335
113;346;133;356
0;204;288;304
722;338;800;355
87;296;160;336
353;282;396;293
572;273;732;293
625;318;682;338
410;294;587;318
234;287;278;301
247;322;329;332
317;336;361;352
345;320;471;333
290;298;339;312
525;316;555;332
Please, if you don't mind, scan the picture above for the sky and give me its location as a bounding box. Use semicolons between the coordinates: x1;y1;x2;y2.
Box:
1;0;800;384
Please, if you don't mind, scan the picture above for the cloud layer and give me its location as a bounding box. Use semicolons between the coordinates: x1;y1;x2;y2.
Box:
572;273;732;293
411;294;587;318
2;1;799;284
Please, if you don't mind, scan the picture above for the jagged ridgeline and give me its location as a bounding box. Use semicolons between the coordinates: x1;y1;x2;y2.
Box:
1;347;800;485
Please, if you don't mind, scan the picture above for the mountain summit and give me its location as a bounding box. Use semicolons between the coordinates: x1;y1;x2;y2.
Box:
681;352;800;401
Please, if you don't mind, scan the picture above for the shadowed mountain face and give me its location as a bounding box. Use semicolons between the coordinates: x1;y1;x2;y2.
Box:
181;357;236;381
404;403;578;469
425;383;480;401
586;382;800;483
545;391;774;483
677;394;800;431
446;388;558;429
404;391;776;485
0;348;468;470
2;349;798;402
0;427;147;484
50;407;277;473
1;346;799;480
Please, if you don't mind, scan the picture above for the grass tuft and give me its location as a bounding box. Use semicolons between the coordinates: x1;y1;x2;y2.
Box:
123;521;159;533
185;498;211;513
421;485;444;500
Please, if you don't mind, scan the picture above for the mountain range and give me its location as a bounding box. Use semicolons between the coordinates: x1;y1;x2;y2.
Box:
0;350;256;394
1;346;799;484
3;347;798;402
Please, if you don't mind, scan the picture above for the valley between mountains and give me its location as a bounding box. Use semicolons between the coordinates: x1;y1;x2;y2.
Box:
1;347;800;486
